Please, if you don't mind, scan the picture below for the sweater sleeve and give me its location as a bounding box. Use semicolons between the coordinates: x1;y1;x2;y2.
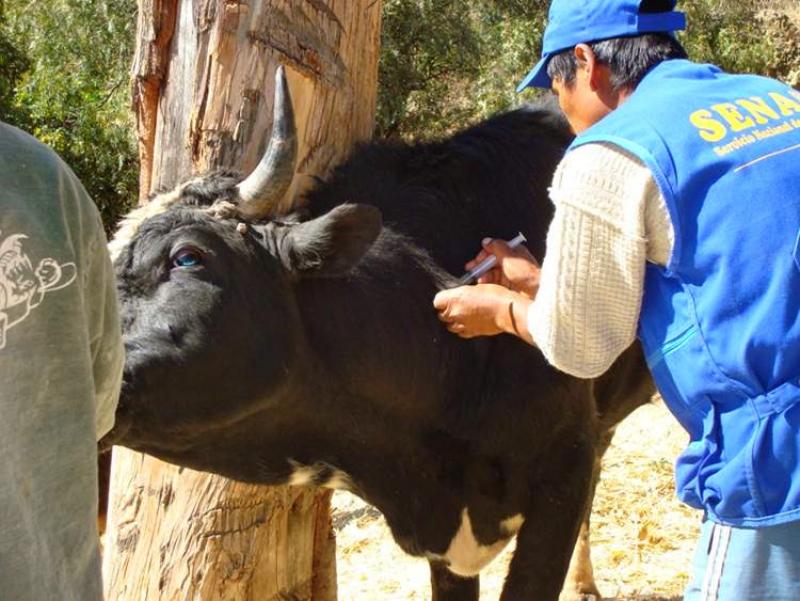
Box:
527;142;673;378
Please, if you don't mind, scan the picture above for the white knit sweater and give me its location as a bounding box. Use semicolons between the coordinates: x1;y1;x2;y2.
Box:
527;142;675;378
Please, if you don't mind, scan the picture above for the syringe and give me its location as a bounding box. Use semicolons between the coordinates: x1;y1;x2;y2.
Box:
458;232;527;285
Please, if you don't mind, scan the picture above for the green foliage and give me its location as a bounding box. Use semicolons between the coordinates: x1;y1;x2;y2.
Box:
2;0;798;226
758;7;800;86
0;1;29;122
681;1;776;77
377;0;800;141
1;0;138;230
377;0;548;139
378;0;482;138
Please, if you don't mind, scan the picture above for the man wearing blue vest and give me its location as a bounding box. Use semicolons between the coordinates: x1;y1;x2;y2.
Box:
433;0;800;598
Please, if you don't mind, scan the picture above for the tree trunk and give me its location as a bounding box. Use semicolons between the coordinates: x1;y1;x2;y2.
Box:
104;1;382;599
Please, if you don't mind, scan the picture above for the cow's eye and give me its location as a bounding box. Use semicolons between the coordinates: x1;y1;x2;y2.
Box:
171;247;204;268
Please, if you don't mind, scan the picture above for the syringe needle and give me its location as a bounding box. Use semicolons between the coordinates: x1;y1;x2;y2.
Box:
458;232;527;285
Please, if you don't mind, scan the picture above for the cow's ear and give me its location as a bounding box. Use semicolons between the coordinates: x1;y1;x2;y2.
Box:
279;204;382;277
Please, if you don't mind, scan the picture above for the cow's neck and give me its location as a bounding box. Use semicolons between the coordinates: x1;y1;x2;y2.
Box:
234;376;477;556
292;233;491;419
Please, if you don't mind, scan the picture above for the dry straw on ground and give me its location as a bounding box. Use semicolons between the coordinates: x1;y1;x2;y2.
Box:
332;399;699;600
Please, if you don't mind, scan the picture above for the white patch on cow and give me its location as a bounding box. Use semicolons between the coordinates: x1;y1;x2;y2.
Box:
288;459;354;491
501;513;525;536
288;464;316;486
324;470;355;491
107;177;211;261
439;509;522;578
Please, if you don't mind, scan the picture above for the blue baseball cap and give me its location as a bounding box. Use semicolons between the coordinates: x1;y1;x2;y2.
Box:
517;0;686;92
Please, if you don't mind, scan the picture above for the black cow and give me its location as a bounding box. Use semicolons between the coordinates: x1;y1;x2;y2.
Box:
102;68;653;600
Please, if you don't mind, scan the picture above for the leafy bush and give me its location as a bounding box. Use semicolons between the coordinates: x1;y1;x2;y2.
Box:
378;0;800;141
377;0;547;140
0;1;28;122
1;0;138;231
1;0;798;228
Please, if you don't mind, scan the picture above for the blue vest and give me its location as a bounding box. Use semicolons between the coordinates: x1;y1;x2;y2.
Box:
570;60;800;527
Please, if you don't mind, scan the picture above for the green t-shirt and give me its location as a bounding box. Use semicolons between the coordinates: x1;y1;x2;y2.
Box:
0;122;123;601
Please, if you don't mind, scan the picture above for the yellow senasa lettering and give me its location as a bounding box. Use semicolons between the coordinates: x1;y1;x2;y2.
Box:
768;92;800;116
736;96;780;125
711;103;756;132
689;109;727;142
789;88;800;104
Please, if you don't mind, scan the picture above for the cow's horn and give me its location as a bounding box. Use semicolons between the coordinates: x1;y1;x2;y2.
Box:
236;65;298;218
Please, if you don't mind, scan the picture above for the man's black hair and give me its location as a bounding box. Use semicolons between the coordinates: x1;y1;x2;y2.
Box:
546;0;688;90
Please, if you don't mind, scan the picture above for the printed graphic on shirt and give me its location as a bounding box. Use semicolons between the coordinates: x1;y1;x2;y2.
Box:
688;88;800;160
0;230;76;349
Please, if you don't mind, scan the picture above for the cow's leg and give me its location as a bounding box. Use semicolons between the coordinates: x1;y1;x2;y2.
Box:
561;518;600;601
560;427;616;601
499;438;594;601
429;560;479;601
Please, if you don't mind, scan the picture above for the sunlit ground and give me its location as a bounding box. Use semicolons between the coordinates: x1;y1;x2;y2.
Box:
332;399;698;600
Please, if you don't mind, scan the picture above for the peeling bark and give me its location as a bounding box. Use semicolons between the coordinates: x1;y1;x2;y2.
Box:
131;0;179;203
104;1;383;599
140;0;383;212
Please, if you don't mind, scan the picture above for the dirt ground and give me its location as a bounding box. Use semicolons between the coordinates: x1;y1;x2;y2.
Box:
331;399;698;600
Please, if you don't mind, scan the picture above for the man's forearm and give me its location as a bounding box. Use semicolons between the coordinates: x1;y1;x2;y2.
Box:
497;293;535;345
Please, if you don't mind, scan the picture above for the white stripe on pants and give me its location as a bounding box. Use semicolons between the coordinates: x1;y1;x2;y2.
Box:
700;523;732;601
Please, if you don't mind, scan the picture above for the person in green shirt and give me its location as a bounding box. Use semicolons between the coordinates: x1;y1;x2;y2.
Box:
0;121;123;601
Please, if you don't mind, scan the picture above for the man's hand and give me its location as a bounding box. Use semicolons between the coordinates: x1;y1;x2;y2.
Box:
465;238;541;298
433;283;533;343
